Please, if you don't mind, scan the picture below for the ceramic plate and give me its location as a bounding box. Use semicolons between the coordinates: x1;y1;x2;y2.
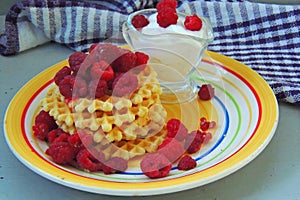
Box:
4;51;278;196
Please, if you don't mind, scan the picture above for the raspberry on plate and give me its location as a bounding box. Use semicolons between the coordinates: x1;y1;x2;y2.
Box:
184;14;203;31
166;118;188;141
90;61;114;81
47;128;68;144
102;157;128;174
177;155;197;170
68;52;87;73
76;149;104;172
132;14;149;29
58;75;75;99
158;138;184;162
34;110;57;131
112;73;138;97
88;79;108;98
198;84;215;100
46;142;76;165
54;66;72;85
112;50;137;73
184;130;204;154
32;123;50;141
135;51;149;66
140;153;172;179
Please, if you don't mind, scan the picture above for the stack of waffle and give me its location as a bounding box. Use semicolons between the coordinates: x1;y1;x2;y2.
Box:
40;65;168;160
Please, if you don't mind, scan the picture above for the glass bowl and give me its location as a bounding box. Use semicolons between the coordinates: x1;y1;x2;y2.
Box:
122;8;213;103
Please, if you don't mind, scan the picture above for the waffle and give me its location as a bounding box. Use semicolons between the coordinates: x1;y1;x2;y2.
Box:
91;127;167;160
40;85;76;134
40;65;167;142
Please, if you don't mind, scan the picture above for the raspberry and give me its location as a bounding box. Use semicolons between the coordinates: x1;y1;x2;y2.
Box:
198;84;215;100
88;79;108;98
199;117;215;131
184;130;204;154
184;14;203;31
200;118;210;131
112;73;138;97
91;43;122;65
67;133;84;154
89;43;98;53
202;132;212;144
90;61;114;81
47;128;68;144
34;110;57;131
54;66;72;85
140;153;172;179
135;51;149;66
132;14;149;29
158;138;184;162
76;149;104;172
46;142;76;165
156;0;178;11
156;7;178;28
32;123;49;141
58;75;75;99
68;52;87;73
102;157;128;174
166;118;188;141
177;155;197;170
73;76;88;98
78;131;94;147
112;50;137;73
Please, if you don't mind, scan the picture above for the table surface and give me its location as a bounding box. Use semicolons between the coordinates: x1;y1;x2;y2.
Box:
0;42;299;200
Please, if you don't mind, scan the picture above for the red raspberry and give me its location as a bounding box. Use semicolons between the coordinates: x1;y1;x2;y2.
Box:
46;142;76;165
132;14;149;29
158;138;184;162
32;123;49;141
198;84;215;100
88;79;108;98
58;75;75;99
92;43;122;65
54;66;72;85
202;132;212;144
112;73;138;97
184;130;204;154
156;7;178;28
102;157;128;174
73;76;88;98
200;117;210;131
67;133;84;154
156;0;178;11
184;14;203;31
76;149;104;172
78;131;94;147
166;118;188;141
90;61;114;81
112;50;137;73
88;43;98;53
47;128;68;144
140;153;172;179
135;51;149;66
177;155;197;170
68;52;87;73
34;110;57;131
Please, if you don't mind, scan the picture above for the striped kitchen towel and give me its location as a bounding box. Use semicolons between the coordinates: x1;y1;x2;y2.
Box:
0;0;299;105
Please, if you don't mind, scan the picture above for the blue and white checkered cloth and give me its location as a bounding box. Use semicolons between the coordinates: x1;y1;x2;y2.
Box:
1;0;299;105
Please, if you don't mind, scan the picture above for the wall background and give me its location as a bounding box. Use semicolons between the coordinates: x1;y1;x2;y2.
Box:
1;0;300;15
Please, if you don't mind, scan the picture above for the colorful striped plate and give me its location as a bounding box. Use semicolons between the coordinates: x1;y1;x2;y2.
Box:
4;51;278;196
